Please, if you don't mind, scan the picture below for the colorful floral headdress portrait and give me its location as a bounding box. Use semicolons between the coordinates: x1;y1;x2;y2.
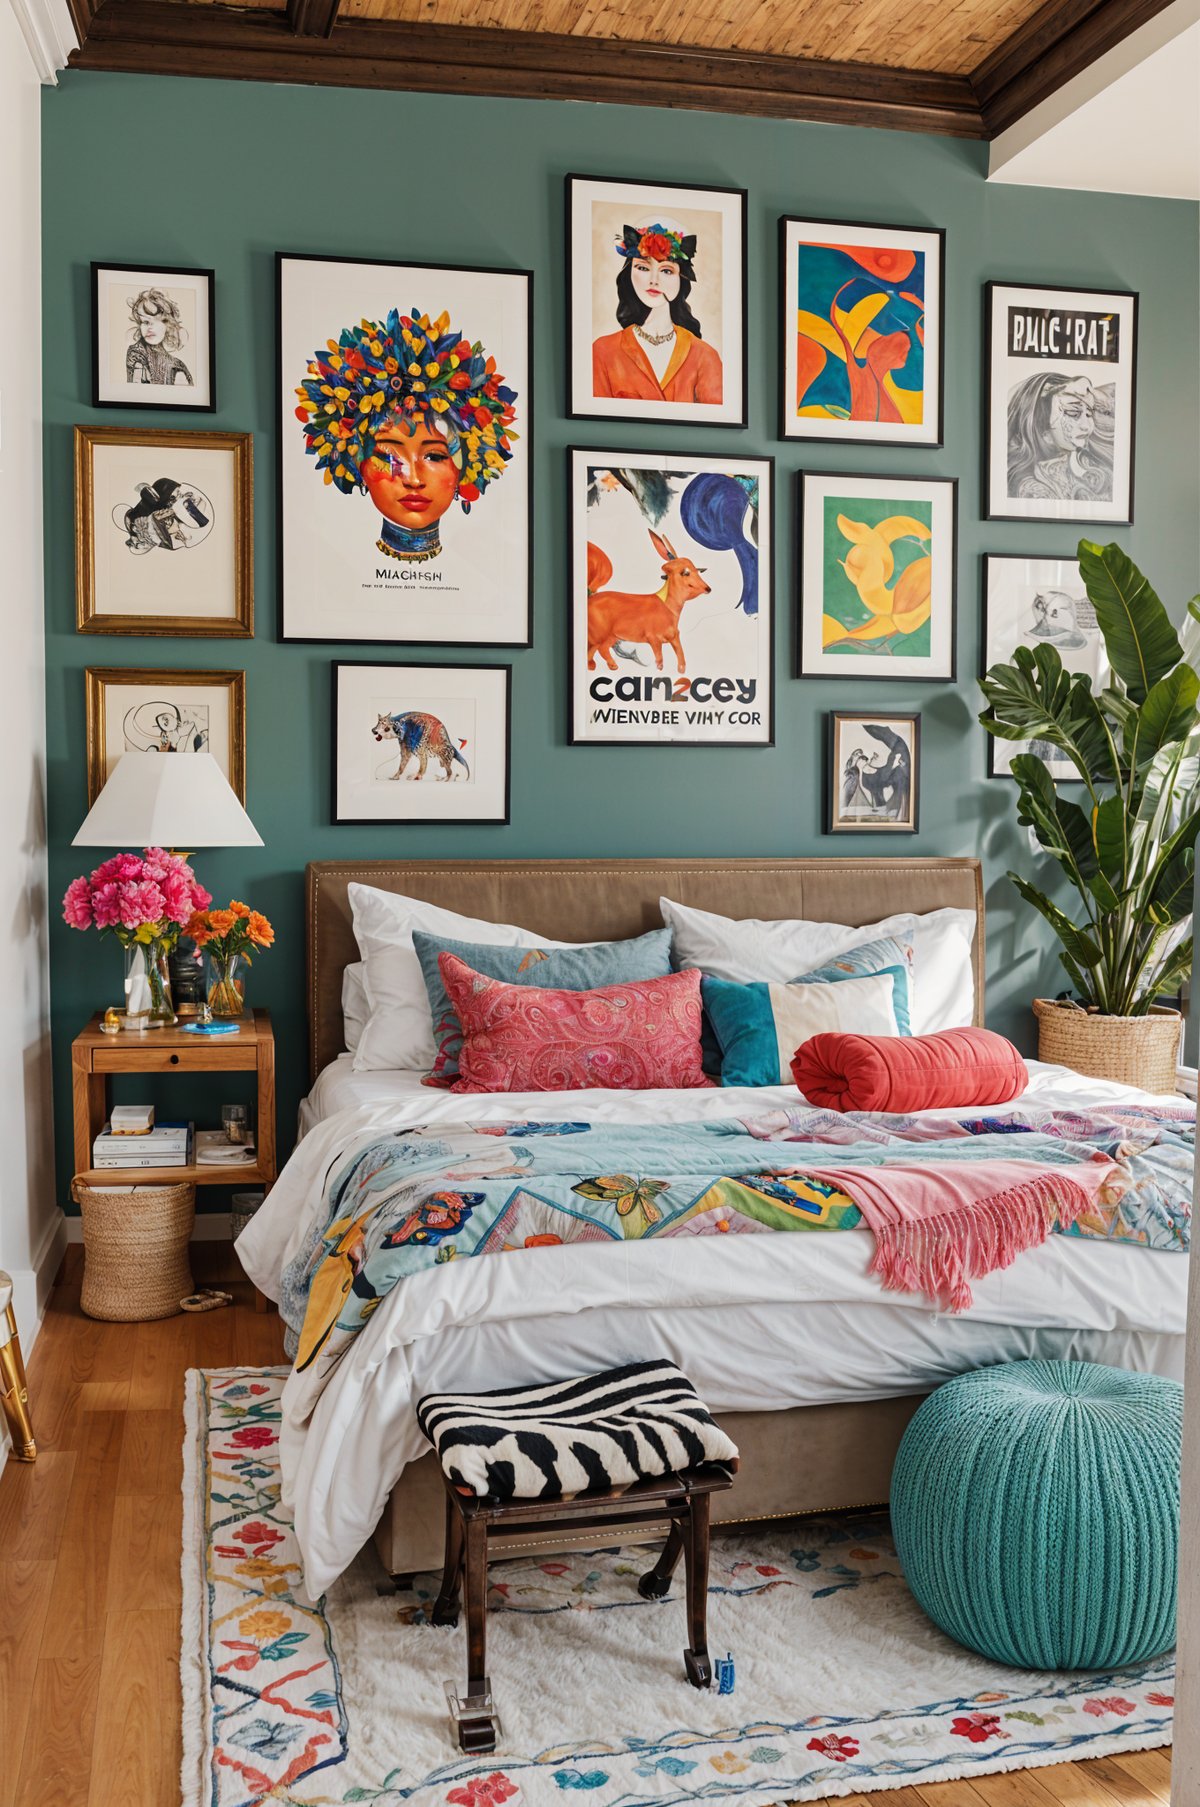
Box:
615;223;697;266
294;307;518;511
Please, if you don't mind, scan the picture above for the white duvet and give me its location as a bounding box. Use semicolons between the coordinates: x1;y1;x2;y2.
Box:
238;1061;1190;1595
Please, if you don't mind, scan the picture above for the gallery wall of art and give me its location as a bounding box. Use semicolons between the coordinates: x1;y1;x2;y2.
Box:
40;69;1200;1209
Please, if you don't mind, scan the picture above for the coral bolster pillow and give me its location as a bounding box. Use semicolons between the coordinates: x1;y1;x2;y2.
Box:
438;954;712;1093
792;1027;1028;1113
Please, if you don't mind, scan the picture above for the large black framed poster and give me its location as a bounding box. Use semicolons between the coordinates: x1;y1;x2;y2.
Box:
985;281;1137;525
279;253;532;645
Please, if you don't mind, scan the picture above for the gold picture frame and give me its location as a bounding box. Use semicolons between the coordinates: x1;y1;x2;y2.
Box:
75;425;253;637
85;666;247;805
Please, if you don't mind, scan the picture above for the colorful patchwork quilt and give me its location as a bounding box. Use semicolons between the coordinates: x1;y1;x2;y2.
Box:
282;1102;1193;1376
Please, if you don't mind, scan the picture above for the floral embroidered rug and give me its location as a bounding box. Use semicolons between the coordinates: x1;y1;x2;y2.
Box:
183;1368;1173;1807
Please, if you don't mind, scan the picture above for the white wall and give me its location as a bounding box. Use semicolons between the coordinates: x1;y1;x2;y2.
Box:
0;0;62;1462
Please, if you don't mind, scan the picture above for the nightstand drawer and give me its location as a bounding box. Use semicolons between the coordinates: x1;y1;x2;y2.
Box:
90;1044;255;1073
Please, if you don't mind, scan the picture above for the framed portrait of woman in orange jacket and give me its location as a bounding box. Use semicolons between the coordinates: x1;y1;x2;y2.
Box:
567;175;747;429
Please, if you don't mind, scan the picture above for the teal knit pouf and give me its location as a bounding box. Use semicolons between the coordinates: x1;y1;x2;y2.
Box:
891;1360;1182;1670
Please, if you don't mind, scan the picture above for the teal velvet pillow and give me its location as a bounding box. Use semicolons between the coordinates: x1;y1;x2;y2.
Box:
414;927;674;1083
702;935;914;1088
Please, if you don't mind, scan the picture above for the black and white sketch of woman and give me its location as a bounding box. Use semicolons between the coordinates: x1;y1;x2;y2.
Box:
1006;371;1114;503
126;288;193;388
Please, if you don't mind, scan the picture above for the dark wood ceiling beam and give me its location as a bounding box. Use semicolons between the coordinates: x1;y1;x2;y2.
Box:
287;0;341;38
70;3;985;137
972;0;1181;136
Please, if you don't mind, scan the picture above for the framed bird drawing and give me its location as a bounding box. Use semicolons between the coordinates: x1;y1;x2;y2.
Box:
826;711;920;833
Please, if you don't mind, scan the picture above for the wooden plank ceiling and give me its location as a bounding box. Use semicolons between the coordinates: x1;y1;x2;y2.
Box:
67;0;1176;140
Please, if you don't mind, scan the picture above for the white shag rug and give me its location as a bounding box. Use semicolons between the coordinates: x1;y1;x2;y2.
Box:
183;1369;1173;1806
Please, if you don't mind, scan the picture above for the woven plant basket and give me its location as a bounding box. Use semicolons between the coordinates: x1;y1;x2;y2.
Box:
1033;998;1182;1095
72;1177;195;1322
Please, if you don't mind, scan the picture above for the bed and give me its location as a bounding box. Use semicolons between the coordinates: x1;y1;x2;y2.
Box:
238;857;1190;1595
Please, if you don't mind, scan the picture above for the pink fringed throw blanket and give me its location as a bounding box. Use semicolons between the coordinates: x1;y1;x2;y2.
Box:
805;1154;1116;1312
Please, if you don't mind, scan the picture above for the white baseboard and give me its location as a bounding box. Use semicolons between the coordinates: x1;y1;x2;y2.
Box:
64;1212;232;1243
0;1208;66;1477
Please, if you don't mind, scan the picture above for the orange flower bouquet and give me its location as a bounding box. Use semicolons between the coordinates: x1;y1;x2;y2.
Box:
184;900;275;1018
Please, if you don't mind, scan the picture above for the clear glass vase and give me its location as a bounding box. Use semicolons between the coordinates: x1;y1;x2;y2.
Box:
206;950;247;1018
124;939;175;1028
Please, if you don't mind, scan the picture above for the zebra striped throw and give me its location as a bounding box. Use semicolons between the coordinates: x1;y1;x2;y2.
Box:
417;1360;740;1501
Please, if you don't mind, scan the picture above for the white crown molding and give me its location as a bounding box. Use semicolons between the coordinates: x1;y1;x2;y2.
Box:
7;0;78;83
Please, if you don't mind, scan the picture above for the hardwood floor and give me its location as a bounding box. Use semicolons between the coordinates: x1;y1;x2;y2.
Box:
0;1249;1174;1807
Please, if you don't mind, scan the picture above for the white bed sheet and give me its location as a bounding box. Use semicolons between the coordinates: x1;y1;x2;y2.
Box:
241;1059;1191;1594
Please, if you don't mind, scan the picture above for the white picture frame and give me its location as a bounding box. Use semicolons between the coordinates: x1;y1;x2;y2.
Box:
566;175;747;428
332;662;511;825
982;554;1110;780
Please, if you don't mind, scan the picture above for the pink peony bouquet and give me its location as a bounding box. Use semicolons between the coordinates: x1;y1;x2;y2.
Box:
62;848;212;951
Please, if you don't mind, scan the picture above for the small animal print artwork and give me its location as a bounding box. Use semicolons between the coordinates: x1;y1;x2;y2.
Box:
829;712;919;833
371;710;471;783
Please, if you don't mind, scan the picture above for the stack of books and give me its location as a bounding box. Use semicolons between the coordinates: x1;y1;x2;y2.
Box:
92;1120;193;1168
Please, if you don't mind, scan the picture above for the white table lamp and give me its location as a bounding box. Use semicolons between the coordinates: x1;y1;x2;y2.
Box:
73;752;263;847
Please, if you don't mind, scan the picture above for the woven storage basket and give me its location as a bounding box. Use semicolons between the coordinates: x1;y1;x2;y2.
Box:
1033;998;1181;1094
72;1177;195;1322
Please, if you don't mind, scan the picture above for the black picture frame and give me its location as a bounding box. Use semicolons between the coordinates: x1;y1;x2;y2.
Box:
777;215;946;449
983;279;1139;526
565;173;749;430
795;470;958;682
979;551;1103;781
331;659;512;826
567;445;775;749
277;252;534;648
825;710;921;834
91;262;216;413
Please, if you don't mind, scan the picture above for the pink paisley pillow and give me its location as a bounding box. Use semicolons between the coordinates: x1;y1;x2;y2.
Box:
438;953;712;1093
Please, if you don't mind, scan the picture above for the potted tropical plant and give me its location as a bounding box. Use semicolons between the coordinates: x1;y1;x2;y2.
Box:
979;541;1199;1093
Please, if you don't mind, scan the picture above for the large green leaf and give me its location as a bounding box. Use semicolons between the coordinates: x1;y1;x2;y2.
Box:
980;646;1118;785
1008;873;1103;970
1124;664;1200;769
1090;794;1128;887
1140;934;1194;1007
1148;846;1196;922
1078;541;1182;704
1011;756;1097;894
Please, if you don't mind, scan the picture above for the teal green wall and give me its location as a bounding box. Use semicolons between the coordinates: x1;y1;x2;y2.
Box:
41;72;1200;1209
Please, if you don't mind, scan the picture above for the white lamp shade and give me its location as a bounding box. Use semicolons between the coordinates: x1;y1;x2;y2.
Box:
73;752;263;847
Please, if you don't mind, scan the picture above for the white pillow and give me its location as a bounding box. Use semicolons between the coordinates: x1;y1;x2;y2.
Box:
349;883;573;1071
342;961;369;1055
661;896;976;1036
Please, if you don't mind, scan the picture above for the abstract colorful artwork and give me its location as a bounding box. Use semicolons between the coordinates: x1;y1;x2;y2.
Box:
985;282;1138;524
798;472;957;680
780;219;943;446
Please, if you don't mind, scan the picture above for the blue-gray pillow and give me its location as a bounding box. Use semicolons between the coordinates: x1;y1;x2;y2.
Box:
414;927;674;1083
702;934;914;1088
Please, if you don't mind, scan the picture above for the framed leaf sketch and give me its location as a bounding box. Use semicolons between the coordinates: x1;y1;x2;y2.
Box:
827;711;920;833
798;471;957;680
85;667;246;805
982;554;1110;779
92;263;216;411
569;448;773;747
332;661;511;825
279;253;532;646
779;217;944;447
566;175;747;428
75;426;253;637
984;281;1138;524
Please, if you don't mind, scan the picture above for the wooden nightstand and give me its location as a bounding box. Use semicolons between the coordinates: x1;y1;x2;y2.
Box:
71;1007;277;1193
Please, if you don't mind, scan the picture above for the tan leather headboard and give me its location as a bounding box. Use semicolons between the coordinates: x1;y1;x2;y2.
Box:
306;856;985;1080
